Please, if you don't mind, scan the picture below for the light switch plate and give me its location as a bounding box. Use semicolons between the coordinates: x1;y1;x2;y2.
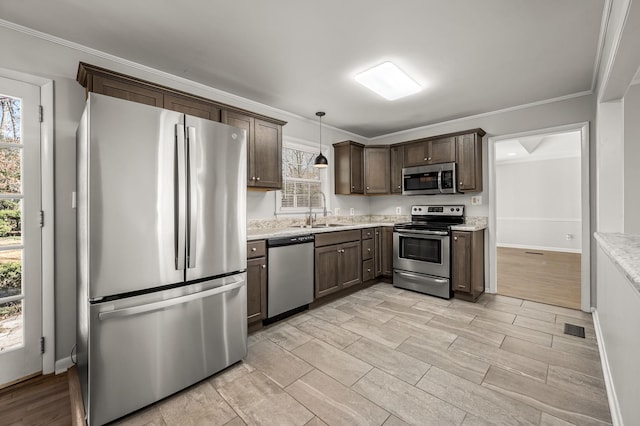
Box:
350;208;355;216
471;196;482;205
334;207;340;216
395;206;402;214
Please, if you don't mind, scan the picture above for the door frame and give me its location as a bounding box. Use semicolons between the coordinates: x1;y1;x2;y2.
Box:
488;122;591;312
0;68;55;374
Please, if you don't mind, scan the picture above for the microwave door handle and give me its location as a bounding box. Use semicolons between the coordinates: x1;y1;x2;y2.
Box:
437;170;443;193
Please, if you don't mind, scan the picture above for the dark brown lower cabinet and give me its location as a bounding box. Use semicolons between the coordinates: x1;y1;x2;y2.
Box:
374;227;383;277
452;230;485;302
315;231;362;299
381;226;394;277
247;240;267;324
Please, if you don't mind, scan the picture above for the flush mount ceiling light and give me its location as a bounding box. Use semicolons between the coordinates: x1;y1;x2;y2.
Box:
354;61;422;101
313;111;328;168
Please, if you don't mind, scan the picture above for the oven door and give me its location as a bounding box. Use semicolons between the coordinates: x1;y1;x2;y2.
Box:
393;229;450;278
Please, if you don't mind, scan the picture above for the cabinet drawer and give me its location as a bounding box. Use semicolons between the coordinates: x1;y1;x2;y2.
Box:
247;240;266;259
362;259;375;282
361;228;374;240
315;230;361;247
362;238;374;260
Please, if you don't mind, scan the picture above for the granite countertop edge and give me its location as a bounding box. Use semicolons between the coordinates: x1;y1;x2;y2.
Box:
594;232;640;291
247;222;487;240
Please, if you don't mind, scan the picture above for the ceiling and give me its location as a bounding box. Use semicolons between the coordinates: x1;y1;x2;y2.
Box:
0;0;605;138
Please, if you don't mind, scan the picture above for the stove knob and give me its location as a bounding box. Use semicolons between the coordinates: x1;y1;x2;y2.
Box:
450;208;454;212
456;208;460;212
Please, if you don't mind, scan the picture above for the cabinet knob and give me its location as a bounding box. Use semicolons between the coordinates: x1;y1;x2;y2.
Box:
251;176;256;181
459;181;463;186
352;186;355;189
366;186;370;190
256;177;261;181
251;247;257;252
397;185;401;189
423;157;428;161
262;265;266;269
428;157;432;161
367;268;371;272
454;236;458;241
367;248;371;252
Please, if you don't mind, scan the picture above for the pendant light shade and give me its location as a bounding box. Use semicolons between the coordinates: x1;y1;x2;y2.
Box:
314;111;328;168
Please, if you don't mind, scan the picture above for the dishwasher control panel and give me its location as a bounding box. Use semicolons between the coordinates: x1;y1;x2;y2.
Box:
267;234;315;247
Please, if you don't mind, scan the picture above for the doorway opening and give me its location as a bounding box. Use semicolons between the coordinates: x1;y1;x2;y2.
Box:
488;123;590;311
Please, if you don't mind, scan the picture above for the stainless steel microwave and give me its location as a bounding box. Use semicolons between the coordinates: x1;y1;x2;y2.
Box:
402;162;457;195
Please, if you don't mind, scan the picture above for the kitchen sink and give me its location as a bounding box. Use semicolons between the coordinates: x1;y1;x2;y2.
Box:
311;223;348;228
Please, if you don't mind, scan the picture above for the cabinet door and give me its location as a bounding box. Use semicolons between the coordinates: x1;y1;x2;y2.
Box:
428;137;456;164
403;141;428;167
315;245;341;298
374;228;383;277
362;238;374;261
381;227;393;277
253;119;282;189
350;144;364;194
164;93;221;121
452;231;471;292
364;147;390;194
456;133;482;192
221;110;254;185
247;257;267;323
362;259;375;282
340;241;362;288
92;75;164;107
390;145;404;193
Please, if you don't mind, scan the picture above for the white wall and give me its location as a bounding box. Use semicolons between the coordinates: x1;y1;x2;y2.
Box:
496;157;582;252
624;83;640;233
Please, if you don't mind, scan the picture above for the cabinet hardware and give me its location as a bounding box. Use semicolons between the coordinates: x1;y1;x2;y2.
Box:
423;157;427;161
366;186;370;190
261;265;266;269
459;181;463;185
397;185;401;189
367;248;371;252
454;236;458;241
251;176;256;181
458;285;466;288
367;268;371;272
352;186;355;189
251;247;257;252
256;177;261;181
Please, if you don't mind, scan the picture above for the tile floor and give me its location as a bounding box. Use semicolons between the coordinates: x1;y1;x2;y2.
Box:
115;283;611;426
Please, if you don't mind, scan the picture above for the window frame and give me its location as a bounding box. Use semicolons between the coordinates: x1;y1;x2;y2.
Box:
276;137;330;215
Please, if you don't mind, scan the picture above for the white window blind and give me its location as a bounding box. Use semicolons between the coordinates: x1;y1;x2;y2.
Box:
280;144;324;211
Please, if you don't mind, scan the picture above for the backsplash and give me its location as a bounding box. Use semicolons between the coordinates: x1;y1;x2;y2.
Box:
465;216;488;228
248;214;410;231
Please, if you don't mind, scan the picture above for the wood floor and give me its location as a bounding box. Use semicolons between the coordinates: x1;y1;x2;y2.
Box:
115;283;610;425
497;246;582;309
0;371;71;425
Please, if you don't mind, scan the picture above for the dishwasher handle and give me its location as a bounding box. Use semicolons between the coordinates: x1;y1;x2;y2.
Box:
98;277;245;320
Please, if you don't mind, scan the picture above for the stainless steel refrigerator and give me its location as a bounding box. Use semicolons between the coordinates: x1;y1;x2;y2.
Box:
76;93;248;425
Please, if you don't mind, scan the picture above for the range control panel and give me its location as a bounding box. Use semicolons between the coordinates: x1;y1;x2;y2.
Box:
411;205;464;217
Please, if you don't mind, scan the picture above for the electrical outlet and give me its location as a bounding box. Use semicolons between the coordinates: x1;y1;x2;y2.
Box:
471;196;482;205
350;208;355;216
395;206;401;215
566;234;574;240
334;207;340;216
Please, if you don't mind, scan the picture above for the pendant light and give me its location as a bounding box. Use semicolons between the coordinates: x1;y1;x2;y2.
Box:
313;111;328;168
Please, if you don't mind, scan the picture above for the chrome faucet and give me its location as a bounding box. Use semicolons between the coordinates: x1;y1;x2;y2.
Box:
308;191;327;225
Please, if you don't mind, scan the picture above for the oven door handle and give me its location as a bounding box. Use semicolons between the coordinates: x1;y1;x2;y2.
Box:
394;270;449;284
394;229;449;237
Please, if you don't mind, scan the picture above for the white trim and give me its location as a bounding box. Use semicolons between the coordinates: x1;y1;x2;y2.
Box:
495;152;581;165
497;217;581;223
0;68;56;375
488;122;591;312
592;308;623;426
369;91;593;142
40;81;55;374
54;356;74;375
496;243;582;254
592;0;613;92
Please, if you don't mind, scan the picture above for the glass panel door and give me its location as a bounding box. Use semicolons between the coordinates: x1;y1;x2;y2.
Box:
0;77;41;386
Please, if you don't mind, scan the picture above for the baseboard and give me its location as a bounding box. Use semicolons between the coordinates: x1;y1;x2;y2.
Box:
55;356;74;375
591;308;623;426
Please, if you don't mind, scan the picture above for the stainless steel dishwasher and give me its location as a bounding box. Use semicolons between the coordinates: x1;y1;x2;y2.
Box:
267;234;315;320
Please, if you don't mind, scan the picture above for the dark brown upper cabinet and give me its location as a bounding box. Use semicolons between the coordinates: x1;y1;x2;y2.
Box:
334;141;364;194
456;131;484;193
164;93;221;121
364;146;390;194
222;111;282;190
390;145;404;194
77;62;286;191
403;137;456;168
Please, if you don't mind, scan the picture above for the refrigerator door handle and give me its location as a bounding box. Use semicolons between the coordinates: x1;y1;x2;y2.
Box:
175;124;187;270
187;126;198;269
98;277;245;320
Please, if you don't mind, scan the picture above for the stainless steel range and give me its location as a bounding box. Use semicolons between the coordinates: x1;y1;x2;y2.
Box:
393;205;464;298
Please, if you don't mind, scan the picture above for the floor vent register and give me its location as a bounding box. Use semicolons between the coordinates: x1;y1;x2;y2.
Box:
564;323;586;338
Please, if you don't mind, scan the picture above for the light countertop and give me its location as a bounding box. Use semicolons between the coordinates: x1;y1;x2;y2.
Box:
595;232;640;292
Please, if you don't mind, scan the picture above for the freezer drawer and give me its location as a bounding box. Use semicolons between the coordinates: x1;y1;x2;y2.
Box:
85;274;247;425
